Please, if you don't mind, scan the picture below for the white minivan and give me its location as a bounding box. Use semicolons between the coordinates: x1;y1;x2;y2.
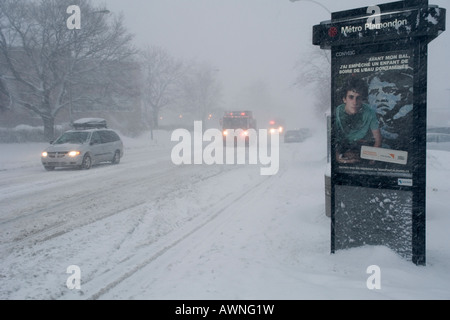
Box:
41;118;123;171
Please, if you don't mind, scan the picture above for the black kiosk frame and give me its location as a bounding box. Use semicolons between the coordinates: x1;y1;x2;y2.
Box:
313;0;445;265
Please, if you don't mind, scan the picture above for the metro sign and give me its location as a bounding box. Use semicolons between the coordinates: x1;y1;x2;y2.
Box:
313;1;446;48
328;27;338;37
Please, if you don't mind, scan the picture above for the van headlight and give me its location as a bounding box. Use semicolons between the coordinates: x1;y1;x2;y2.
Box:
41;152;48;157
68;151;81;157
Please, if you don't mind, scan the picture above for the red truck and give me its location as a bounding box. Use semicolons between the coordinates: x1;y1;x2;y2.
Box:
220;111;257;146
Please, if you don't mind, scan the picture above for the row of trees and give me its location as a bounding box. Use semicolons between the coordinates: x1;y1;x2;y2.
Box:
0;0;222;141
294;47;331;117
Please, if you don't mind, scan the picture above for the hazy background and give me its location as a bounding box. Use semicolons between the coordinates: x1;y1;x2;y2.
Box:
91;0;450;129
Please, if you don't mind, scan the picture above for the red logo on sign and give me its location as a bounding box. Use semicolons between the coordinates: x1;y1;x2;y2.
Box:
328;27;338;37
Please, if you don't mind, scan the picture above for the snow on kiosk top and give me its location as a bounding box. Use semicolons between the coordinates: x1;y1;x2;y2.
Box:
72;118;108;130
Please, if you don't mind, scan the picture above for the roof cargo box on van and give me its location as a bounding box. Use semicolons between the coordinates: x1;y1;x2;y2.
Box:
72;118;107;130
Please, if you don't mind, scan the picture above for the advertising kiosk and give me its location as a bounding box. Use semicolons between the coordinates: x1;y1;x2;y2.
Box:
313;0;446;265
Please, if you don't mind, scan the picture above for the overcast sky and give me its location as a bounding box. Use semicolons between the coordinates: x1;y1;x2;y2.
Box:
92;0;450;128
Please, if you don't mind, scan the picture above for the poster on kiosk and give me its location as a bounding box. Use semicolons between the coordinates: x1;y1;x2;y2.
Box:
333;49;414;178
313;0;446;265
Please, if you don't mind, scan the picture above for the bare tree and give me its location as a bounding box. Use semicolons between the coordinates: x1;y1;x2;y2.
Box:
181;62;221;129
140;46;185;137
0;78;11;111
294;46;331;115
0;0;136;140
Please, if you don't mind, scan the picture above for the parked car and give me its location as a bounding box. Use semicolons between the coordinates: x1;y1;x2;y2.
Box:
41;118;123;171
427;132;450;152
284;129;310;143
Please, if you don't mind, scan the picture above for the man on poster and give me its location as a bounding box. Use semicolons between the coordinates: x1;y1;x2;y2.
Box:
368;70;413;152
335;77;382;165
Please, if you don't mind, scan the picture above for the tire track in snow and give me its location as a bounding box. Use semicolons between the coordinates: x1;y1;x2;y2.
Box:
0;164;235;258
81;168;286;300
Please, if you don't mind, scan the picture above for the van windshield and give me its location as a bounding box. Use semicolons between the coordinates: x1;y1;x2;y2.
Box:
54;132;89;144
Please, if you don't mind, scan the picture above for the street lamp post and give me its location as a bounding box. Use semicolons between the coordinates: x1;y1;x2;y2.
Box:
68;9;110;125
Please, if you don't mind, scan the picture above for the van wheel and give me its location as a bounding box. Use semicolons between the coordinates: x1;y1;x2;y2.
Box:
44;166;55;171
80;154;92;170
111;151;121;165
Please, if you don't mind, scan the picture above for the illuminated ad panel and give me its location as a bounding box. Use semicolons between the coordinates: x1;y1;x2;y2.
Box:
332;47;414;178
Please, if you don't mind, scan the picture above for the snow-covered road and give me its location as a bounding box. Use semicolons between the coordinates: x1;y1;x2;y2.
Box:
1;131;450;300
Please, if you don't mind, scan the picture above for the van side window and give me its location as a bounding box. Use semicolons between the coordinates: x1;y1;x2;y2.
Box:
99;130;119;143
99;131;109;143
91;131;102;144
110;131;120;141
